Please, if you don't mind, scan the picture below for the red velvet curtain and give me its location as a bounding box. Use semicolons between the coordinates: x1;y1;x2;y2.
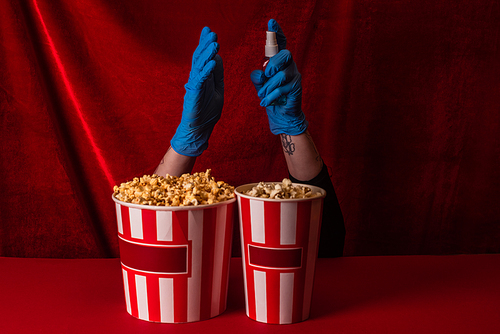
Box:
1;0;499;258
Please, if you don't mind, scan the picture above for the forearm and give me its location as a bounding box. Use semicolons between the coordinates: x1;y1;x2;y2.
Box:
154;147;196;177
280;130;323;181
284;135;346;257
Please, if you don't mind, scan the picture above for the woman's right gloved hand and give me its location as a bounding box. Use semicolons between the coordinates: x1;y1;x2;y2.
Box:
250;19;308;136
171;26;224;157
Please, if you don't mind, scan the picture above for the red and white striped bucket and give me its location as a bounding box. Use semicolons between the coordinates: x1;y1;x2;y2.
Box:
112;196;236;323
235;183;326;324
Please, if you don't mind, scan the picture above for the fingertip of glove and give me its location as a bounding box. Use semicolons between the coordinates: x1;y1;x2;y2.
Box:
205;59;217;72
271;50;292;69
250;70;265;83
213;41;220;53
268;19;278;32
199;26;211;42
210;31;218;42
201;28;217;45
278;49;291;59
214;54;223;65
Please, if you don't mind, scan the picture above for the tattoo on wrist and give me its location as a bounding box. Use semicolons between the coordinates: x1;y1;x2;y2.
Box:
281;134;296;156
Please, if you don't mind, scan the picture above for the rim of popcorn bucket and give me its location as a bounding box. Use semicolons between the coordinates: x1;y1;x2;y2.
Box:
112;194;236;211
235;182;326;202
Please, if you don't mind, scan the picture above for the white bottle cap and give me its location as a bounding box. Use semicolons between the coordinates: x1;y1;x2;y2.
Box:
265;31;279;57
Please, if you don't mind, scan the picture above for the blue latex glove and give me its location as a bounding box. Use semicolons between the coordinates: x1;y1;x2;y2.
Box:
171;27;224;156
250;19;308;136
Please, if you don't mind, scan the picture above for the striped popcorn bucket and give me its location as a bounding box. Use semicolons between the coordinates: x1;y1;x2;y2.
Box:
235;183;326;324
112;196;236;323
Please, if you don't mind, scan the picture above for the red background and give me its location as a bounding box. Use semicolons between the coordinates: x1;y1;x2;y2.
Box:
1;0;499;258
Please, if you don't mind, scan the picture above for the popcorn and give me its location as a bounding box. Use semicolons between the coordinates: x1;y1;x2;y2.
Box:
113;169;234;206
243;178;322;199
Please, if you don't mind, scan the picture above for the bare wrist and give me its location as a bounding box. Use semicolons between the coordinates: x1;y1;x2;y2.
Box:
154;147;196;177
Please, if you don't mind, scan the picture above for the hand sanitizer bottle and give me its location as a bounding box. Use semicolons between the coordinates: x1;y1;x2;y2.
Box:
263;31;287;106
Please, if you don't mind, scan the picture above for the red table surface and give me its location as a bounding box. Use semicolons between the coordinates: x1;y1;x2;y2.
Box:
1;255;499;333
